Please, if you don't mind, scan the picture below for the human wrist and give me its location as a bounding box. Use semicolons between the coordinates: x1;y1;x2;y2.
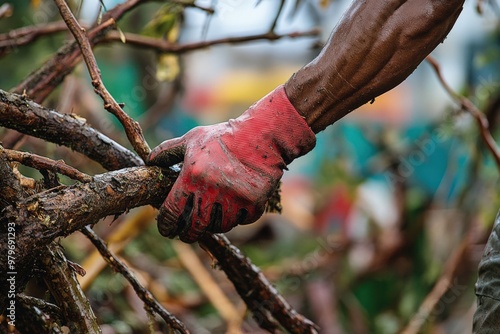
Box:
230;85;316;166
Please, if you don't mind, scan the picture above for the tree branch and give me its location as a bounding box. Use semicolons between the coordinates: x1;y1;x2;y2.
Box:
0;89;143;170
0;165;176;309
200;234;320;334
426;56;500;171
54;0;150;161
12;0;148;102
81;226;189;334
3;148;92;183
16;295;64;334
0;21;69;57
0;145;27;210
40;244;101;334
102;28;321;54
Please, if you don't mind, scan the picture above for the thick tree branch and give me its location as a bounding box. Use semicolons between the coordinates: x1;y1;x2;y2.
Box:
200;234;320;334
0;89;143;170
16;295;64;334
82;227;189;334
54;0;150;161
40;244;101;334
0;165;176;310
0;145;27;210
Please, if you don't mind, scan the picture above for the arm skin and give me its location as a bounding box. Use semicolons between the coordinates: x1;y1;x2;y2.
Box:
148;0;466;242
285;0;465;133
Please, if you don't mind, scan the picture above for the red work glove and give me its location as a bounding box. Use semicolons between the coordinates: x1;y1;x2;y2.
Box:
147;85;316;243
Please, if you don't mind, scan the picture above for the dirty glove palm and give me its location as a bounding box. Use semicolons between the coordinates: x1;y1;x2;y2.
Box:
148;86;316;243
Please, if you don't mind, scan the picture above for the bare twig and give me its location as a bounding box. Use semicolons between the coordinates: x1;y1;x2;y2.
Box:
54;0;150;161
81;226;189;334
102;28;321;53
426;55;500;171
0;21;70;57
401;232;472;334
13;0;149;102
269;0;285;33
182;1;214;14
79;207;157;290
172;241;243;332
0;89;142;170
3;148;92;183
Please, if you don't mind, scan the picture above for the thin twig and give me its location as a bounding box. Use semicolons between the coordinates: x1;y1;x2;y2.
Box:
426;55;500;171
81;226;189;334
172;241;243;332
401;232;471;334
79;206;157;290
54;0;150;161
102;28;321;53
13;0;147;102
0;21;70;57
3;148;92;183
269;0;285;33
183;1;214;14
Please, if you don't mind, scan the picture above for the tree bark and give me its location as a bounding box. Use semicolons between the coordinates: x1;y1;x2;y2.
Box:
0;165;177;309
0;89;142;170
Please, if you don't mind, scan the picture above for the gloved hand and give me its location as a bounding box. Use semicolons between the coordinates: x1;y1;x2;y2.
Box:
147;85;316;243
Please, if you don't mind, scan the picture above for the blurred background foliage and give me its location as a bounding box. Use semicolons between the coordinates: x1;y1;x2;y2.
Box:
1;0;500;333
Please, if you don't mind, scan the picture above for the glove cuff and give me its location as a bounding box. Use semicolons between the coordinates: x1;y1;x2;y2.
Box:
238;85;316;165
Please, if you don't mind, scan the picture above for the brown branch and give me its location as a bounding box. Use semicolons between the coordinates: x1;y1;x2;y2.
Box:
0;145;27;210
200;234;320;334
3;148;92;183
54;0;150;161
0;89;143;170
13;0;148;102
269;0;285;33
426;55;500;171
40;244;101;333
82;226;189;333
0;162;317;332
0;21;69;57
401;231;472;334
102;28;321;54
16;295;64;334
0;165;176;310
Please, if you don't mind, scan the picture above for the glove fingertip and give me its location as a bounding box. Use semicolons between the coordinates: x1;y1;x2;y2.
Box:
157;206;180;238
148;137;186;167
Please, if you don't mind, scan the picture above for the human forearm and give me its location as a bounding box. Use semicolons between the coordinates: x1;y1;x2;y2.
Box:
285;0;465;133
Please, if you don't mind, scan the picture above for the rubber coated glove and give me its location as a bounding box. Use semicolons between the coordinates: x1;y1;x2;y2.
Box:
147;85;316;243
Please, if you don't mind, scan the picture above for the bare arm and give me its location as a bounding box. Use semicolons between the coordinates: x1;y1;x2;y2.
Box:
285;0;465;133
